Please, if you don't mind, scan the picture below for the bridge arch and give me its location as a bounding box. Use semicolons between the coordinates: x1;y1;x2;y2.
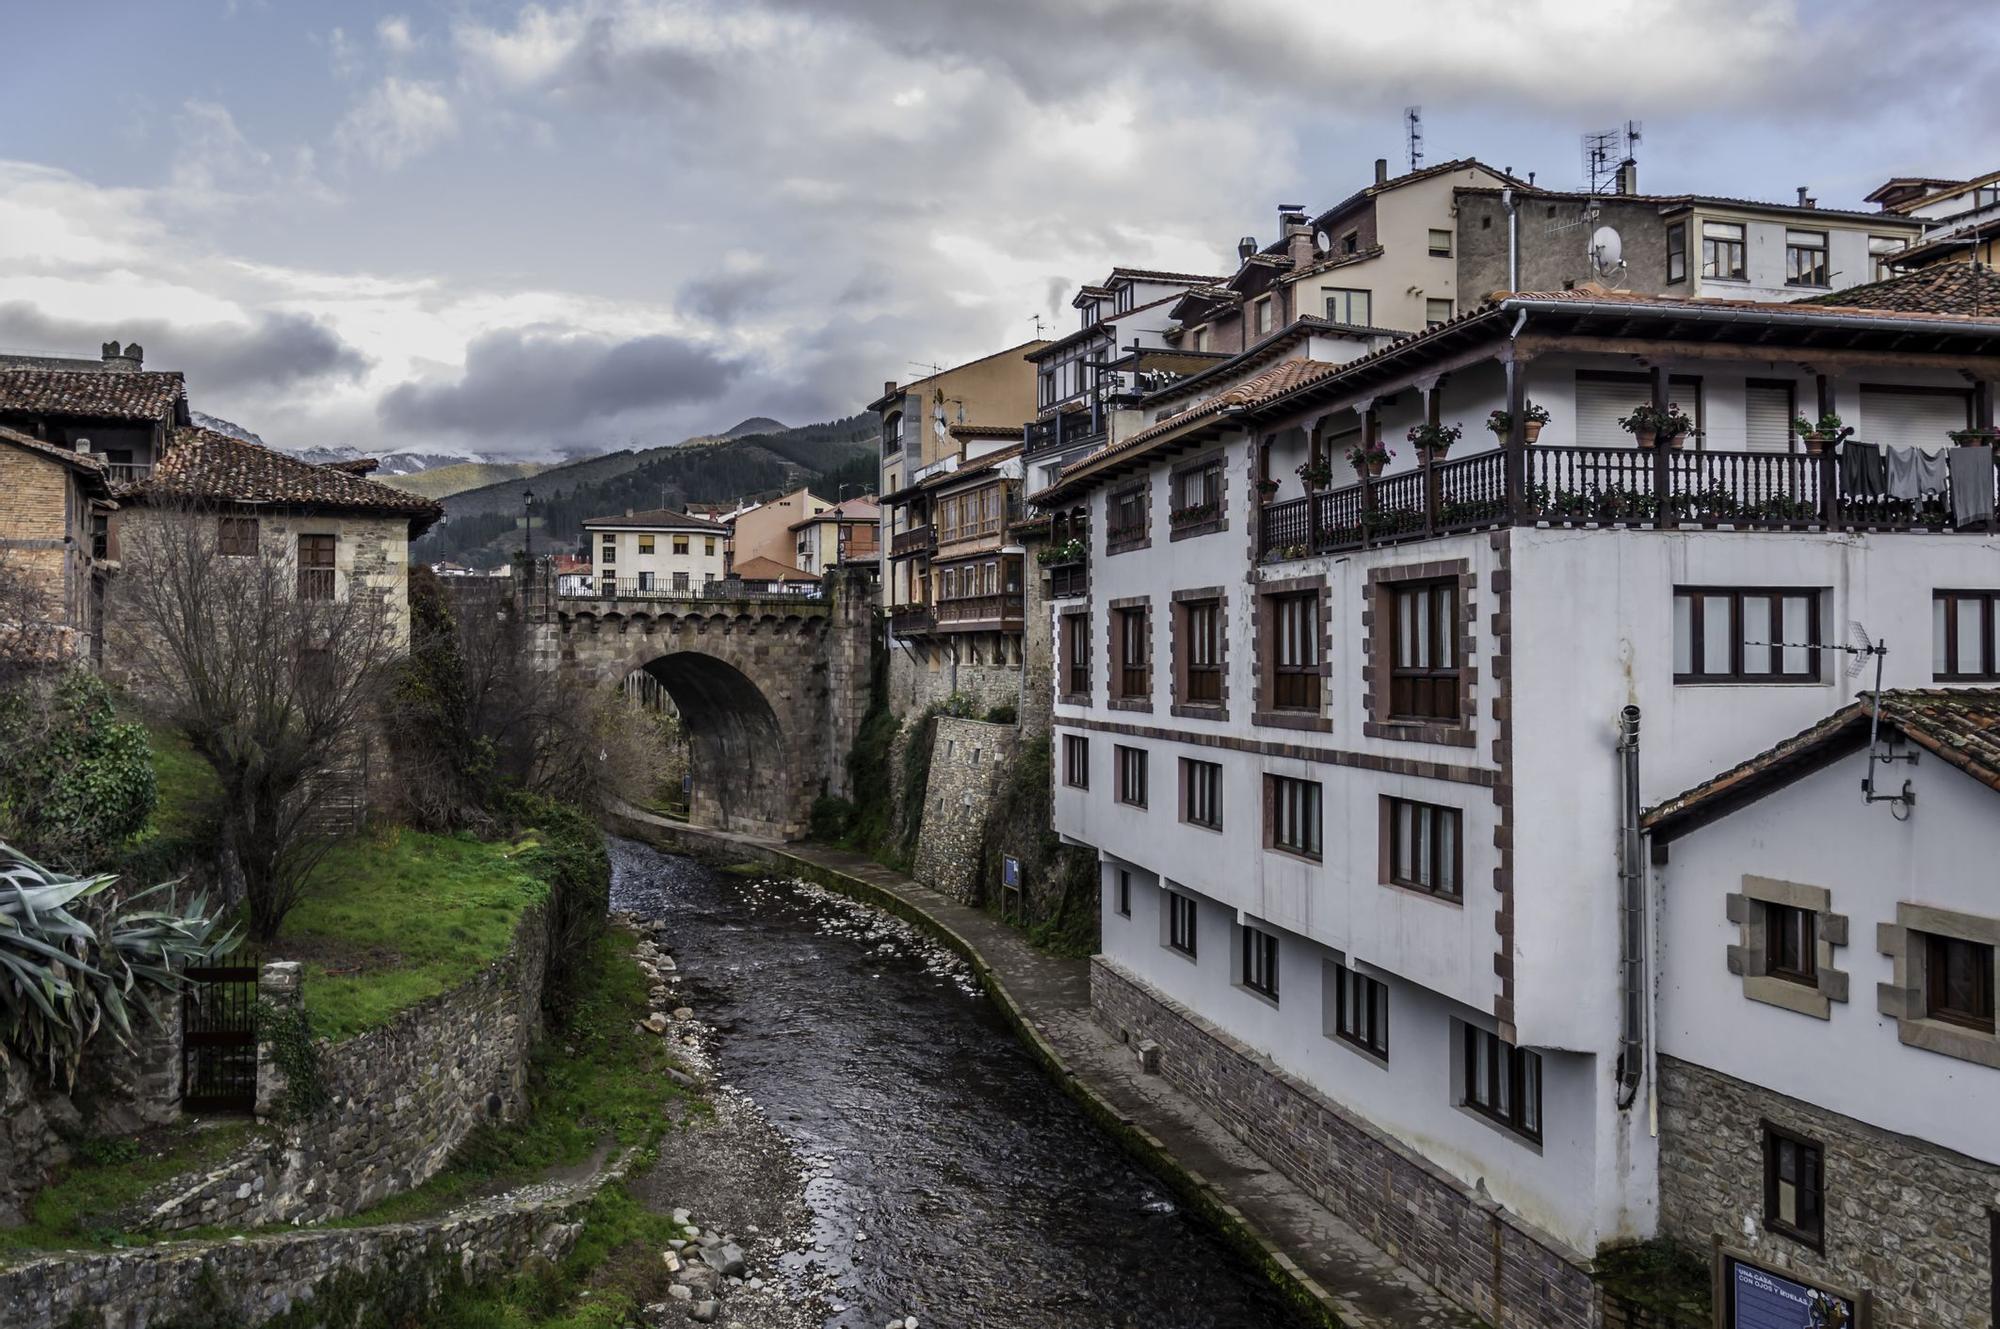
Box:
637;651;793;835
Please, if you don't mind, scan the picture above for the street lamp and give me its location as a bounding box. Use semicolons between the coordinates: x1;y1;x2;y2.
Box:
523;487;536;565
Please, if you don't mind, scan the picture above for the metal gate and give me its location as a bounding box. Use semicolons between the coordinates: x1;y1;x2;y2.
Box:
182;950;260;1112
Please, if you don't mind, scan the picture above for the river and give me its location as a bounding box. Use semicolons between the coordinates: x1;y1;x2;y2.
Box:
609;836;1318;1329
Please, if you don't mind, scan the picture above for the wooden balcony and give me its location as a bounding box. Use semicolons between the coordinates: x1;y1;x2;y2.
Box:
891;525;936;558
889;603;935;634
934;592;1025;630
1259;440;2000;563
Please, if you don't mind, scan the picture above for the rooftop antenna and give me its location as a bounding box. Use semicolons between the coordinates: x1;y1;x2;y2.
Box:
1742;620;1915;815
1029;313;1047;338
1404;105;1424;173
1582;127;1620;193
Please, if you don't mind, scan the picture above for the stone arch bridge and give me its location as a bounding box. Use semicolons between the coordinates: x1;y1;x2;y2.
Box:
529;569;874;839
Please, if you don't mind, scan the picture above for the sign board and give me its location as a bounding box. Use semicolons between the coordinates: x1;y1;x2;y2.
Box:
1722;1254;1860;1329
1002;856;1022;888
682;773;692;795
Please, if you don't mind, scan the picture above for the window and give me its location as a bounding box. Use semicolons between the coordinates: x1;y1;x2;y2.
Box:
638;535;655;554
1192;326;1210;353
601;538;616;563
1766;901;1818;986
217;515;259;557
1425;299;1454;327
1116;869;1131;918
1115;605;1150;699
1762;1124;1824;1248
1340;230;1359;255
1672;587;1821;683
1167;890;1197;957
1172;460;1221;522
1268;592;1321;711
1115;745;1148;808
1869;234;1907;282
1980;186;2000;209
1062;614;1091;697
1385;798;1462;899
1241;925;1279;1000
674;536;690;555
1464;1025;1542;1143
1427;228;1452;257
1266;774;1322;859
1784;229;1829;287
638;571;656;591
1934;591;2000;680
1744;379;1797;453
1253;297;1274;336
1666;222;1687;283
1063;734;1089;789
705;538;717;556
297;534;336;601
1108;485;1147;546
1925;933;1996;1032
1701;220;1747;280
1331;963;1388;1058
1181;599;1222;704
1325;288;1372;326
1181;758;1222;830
1389;580;1460;720
671;571;689;592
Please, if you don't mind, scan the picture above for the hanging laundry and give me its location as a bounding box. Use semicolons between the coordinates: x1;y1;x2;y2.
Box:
1886;446;1950;501
1839;440;1887;498
1949;446;1996;528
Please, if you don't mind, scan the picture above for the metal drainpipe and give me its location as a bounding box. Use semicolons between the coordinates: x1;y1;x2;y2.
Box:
1616;706;1646;1110
1502;187;1519;292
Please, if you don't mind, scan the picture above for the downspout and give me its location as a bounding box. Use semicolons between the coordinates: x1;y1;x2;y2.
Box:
1502;187;1519;292
1615;706;1647;1111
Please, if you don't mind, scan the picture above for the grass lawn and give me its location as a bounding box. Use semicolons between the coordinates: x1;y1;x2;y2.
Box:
141;723;220;845
282;828;551;1041
0;1119;259;1257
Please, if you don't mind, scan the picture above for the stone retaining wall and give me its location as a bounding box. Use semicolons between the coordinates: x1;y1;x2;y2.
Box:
1092;957;1602;1329
127;901;552;1233
0;1151;624;1329
911;716;1018;903
1658;1054;1997;1329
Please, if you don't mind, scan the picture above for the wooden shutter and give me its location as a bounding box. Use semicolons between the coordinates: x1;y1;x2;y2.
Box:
1745;382;1796;453
1859;388;1971;448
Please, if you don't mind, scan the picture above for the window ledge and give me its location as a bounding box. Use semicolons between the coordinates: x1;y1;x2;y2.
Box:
1168;518;1227;543
1330;1033;1390;1069
1365;718;1475;748
1892;1010;2000;1069
1457;1103;1544;1154
1108;698;1154;713
1265;846;1323;865
1380;879;1466;909
1255;709;1331;733
1170;702;1229;722
1743;974;1832;1020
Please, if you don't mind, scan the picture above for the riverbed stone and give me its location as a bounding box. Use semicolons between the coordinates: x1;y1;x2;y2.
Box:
690;1300;719;1323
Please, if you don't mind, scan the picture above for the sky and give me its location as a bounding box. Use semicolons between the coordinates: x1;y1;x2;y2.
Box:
2;0;1995;458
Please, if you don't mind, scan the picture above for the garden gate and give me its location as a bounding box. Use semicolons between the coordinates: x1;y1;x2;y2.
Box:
181;950;260;1112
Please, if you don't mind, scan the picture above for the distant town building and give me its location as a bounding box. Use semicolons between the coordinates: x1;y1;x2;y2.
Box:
581;507;729;596
728;486;830;573
790;496;879;575
1868;169;2000;272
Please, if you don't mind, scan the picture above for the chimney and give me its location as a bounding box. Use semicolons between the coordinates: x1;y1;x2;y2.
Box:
1616;159;1638;195
1374;157;1389;185
1796;186;1817;208
1279;204;1314;268
1237;235;1258;262
882;379;897;401
101;340;143;373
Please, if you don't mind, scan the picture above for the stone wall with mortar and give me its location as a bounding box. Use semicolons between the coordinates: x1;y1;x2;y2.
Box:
0;1152;622;1329
887;635;1023;720
1657;1054;1997;1329
124;902;551;1234
1092;957;1602;1329
911;717;1019;904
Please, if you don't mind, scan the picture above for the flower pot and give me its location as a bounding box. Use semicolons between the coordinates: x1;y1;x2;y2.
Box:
1354;459;1385;479
1802;432;1830;454
1523;421;1544;444
1950;430;1996;448
1666;434;1687;451
1632;428;1658;450
1419;443;1451;461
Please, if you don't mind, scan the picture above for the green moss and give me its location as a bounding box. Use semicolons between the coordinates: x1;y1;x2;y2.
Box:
1593;1239;1712;1326
283;828;549;1041
0;1121;259;1255
979;735;1099;958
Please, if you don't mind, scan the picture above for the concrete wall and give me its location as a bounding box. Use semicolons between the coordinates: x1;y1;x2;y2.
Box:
911;716;1019;903
732;488;829;571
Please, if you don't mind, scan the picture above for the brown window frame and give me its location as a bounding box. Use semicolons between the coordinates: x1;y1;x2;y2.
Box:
1170;460;1222;527
1934;590;2000;681
1180;757;1223;830
1762;1121;1825;1250
1115;605;1150;700
1766;901;1819;987
1181;598;1223;704
1268;591;1321;712
1464;1024;1542;1143
1388;579;1460;721
1702;220;1747;281
1925;932;1997;1033
1062;734;1089;790
217;515;259;557
1385;797;1463;900
1666;221;1687;284
1114;744;1148;808
673;535;690;555
1332;963;1388;1059
297;534;336;602
1240;925;1279;1001
1167;890;1197;957
1673;587;1822;683
1062;613;1091;698
1265;773;1322;860
1107;484;1148;549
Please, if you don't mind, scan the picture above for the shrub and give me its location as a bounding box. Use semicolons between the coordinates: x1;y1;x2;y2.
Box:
983;702;1018;725
499;793;610;1019
0;669;156;870
809;795;854;841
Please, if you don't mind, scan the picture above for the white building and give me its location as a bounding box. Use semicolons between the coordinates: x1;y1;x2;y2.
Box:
1036;289;2000;1329
581;507;729;596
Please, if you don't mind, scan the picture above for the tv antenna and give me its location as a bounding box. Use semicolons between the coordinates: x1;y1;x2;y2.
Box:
1742;622;1915;815
1582;121;1642;194
1404;106;1424;173
1030;313;1047;338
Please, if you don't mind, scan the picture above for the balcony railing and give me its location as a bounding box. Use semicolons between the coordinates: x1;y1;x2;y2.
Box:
935;592;1025;627
891;525;936;558
1026;414;1105;458
1259;439;2000;562
567;581;824;602
105;462;153;485
890;603;935;634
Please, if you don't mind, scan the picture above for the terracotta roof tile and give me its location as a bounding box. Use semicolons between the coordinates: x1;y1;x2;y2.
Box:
730;556;818;582
1794;263;2000;316
582;506;730;532
1109;266;1231;285
139;426;442;531
0;369;187;422
1055;357;1341;484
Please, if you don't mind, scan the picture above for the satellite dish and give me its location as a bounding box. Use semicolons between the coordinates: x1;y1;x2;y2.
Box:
1590;225;1629;287
1314;229;1333;255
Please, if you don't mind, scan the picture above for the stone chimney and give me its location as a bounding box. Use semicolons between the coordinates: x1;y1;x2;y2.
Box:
883;379;898;401
1375;158;1389;185
1616;160;1638;195
101;340;143;373
1279;205;1314;268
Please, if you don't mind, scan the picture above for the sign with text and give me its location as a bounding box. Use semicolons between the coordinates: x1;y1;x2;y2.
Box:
1002;855;1021;888
1725;1255;1858;1329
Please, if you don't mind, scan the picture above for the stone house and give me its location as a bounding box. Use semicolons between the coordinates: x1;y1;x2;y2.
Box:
0;341;190;483
0;424;115;664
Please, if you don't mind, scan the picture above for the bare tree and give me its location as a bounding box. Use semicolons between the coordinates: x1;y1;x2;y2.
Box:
0;549;62;684
113;503;402;940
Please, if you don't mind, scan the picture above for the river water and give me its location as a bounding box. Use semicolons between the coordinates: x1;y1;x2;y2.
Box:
609;837;1317;1329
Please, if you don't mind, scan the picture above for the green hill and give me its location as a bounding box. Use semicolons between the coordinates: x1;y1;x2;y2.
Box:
379;460;547;500
413;414;876;567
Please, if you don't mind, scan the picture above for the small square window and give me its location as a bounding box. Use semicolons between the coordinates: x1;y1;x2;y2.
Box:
1427;228;1452;257
1765;901;1818;986
638;535;655;554
1425;298;1454;328
1762;1122;1824;1249
1328;962;1387;1059
1463;1024;1542;1143
1924;932;1996;1033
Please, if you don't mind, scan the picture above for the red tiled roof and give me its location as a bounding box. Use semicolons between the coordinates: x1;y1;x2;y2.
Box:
582;506;729;532
1794;263;2000;315
0;424;111;492
0;369;187;423
730;556;818;582
138;426;442;531
1109;266;1231;286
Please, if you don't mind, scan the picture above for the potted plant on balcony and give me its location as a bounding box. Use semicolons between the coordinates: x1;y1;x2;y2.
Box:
1256;476;1281;503
1621;403;1693;450
1295;457;1336;490
1036;537;1086;566
1948;426;2000;447
1345;440;1394;478
1791;412;1856;454
1407;420;1463;459
1487;401;1551;443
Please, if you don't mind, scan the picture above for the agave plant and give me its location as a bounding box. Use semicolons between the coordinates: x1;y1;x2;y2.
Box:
0;844;237;1088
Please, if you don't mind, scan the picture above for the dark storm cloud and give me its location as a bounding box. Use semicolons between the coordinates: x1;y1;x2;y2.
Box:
679;268;785;323
378;327;743;435
0;302;368;395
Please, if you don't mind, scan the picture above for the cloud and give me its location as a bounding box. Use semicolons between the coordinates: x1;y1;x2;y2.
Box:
377;15;417;55
333;78;457;169
0;302;369;396
378;327;742;437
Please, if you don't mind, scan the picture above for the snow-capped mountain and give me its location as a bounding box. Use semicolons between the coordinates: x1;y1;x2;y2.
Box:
189;411;268;447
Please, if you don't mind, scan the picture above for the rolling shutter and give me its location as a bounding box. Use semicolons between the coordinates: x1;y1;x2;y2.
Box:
1575;374;1702;447
1745;382;1796;453
1859;388;1970;448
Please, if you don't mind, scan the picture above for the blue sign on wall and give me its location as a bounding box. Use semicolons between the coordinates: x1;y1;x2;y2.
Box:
1727;1256;1857;1329
1002;855;1021;888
